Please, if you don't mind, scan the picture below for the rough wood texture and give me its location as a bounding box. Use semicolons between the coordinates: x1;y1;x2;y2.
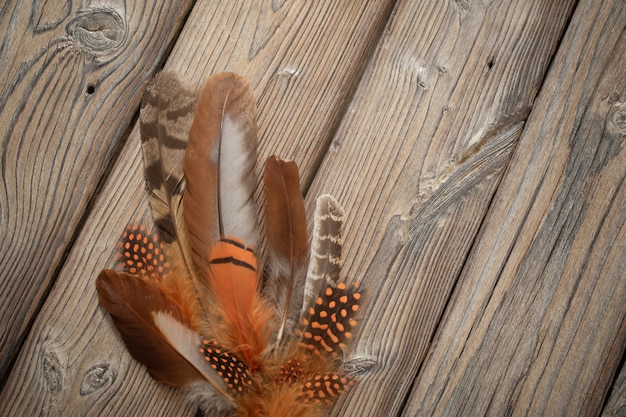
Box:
403;1;626;415
1;0;625;416
602;360;626;417
306;1;577;416
0;0;194;380
0;0;395;415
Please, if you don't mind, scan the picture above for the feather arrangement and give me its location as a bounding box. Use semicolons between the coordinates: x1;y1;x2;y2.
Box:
96;72;364;417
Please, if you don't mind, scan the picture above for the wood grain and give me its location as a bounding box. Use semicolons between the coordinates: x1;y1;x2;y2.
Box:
161;0;395;187
0;0;194;381
602;359;626;417
304;1;578;416
2;0;624;415
402;0;626;415
0;0;396;415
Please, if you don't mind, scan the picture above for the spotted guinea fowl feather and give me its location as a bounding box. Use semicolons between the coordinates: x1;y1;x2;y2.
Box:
96;72;367;417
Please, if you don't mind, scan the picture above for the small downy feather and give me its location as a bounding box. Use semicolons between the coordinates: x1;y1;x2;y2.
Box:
303;195;345;314
263;156;309;343
183;72;259;279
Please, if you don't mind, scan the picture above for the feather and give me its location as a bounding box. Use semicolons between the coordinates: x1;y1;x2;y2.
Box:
263;156;308;344
303;195;345;314
97;226;233;401
96;270;195;385
97;72;368;417
298;281;361;358
96;270;232;402
140;73;198;281
183;72;258;279
205;237;273;368
152;312;235;403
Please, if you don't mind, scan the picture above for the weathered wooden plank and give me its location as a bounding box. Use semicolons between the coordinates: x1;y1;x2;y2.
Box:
0;0;195;381
0;0;396;415
304;1;578;416
402;0;626;416
602;359;626;417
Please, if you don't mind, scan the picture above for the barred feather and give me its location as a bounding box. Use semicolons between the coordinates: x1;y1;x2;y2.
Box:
96;72;367;417
303;195;345;314
140;73;198;281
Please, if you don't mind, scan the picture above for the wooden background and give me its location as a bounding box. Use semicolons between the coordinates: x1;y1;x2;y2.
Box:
1;0;625;416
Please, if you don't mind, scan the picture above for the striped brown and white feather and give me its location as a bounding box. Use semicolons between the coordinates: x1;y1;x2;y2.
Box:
303;195;345;314
140;72;197;273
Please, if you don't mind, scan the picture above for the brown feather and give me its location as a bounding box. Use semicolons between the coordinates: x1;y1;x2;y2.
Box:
140;72;197;274
96;270;202;386
263;156;308;343
183;72;258;279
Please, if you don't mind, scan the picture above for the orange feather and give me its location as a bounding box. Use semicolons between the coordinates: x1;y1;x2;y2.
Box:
96;72;366;417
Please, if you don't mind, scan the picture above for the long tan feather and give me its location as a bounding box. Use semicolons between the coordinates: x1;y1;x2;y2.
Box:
140;72;197;275
263;156;308;343
184;72;258;278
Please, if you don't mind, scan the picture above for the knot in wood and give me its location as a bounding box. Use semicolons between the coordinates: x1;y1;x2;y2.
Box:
80;363;114;395
609;102;626;134
41;350;63;394
67;7;125;54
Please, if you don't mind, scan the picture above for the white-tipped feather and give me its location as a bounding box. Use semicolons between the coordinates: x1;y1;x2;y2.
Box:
153;311;235;404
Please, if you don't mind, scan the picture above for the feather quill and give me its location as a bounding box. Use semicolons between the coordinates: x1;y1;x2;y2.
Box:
263;156;308;343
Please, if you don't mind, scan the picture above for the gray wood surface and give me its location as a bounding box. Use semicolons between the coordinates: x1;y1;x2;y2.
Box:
402;0;626;415
1;0;624;416
0;0;195;382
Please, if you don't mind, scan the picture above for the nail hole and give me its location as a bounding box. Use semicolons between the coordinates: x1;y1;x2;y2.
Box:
86;85;95;94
